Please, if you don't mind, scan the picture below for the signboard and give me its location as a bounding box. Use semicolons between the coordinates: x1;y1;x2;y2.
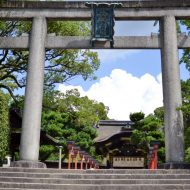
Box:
113;157;144;168
94;7;113;39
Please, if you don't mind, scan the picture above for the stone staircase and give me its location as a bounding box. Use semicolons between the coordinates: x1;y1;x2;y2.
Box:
0;167;190;189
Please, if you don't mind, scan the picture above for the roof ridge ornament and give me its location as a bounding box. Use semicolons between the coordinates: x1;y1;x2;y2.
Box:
86;2;123;48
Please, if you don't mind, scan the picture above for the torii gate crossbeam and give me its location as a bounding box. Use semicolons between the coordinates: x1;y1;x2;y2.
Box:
0;35;190;49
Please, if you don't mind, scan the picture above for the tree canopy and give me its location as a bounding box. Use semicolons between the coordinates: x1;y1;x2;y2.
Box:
0;21;99;101
41;89;109;161
180;79;190;162
130;108;165;163
180;20;190;73
0;90;9;165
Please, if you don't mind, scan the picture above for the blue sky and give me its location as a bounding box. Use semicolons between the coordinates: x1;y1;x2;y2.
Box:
59;21;190;120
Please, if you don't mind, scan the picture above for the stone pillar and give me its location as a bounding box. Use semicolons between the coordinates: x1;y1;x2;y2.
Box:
19;17;47;166
160;16;184;164
58;146;63;169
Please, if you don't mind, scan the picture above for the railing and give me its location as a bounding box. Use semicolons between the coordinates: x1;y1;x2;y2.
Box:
67;141;99;170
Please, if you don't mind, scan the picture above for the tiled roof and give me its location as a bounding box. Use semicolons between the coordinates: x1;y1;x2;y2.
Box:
95;120;134;142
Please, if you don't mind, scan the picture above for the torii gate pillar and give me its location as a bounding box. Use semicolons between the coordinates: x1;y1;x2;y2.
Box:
12;17;47;168
160;16;184;167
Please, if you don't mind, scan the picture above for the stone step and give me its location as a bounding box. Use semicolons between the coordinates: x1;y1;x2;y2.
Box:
0;167;84;174
0;183;190;190
85;169;190;174
0;177;190;184
0;172;190;179
1;168;190;190
1;168;190;174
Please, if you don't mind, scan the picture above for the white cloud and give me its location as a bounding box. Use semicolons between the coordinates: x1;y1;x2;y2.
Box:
58;69;163;120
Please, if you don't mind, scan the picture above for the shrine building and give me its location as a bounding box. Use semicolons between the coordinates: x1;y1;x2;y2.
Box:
94;120;145;168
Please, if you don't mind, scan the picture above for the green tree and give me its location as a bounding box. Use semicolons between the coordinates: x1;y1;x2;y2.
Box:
180;20;190;72
10;88;109;161
130;110;165;163
180;79;190;162
40;89;109;161
0;90;9;165
0;20;99;100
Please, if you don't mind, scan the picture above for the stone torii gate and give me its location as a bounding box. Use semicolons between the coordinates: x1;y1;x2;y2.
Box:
0;0;189;168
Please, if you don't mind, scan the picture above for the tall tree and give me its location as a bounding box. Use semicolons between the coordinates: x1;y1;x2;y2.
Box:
180;20;190;72
40;89;109;161
0;91;9;165
180;79;190;162
0;21;99;100
130;109;165;163
11;89;109;161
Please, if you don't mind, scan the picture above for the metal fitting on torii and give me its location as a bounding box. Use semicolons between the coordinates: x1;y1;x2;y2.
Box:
85;2;122;48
